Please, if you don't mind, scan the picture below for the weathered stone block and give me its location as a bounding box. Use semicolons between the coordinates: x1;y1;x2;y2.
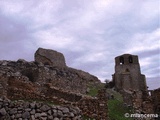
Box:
22;111;30;119
0;108;7;115
35;48;66;67
40;105;50;112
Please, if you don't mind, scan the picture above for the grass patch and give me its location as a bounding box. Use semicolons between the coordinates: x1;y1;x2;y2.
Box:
87;86;99;97
87;83;105;97
107;89;134;120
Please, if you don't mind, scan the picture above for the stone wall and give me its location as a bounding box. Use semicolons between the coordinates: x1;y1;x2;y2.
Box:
0;75;8;96
42;84;83;103
1;84;109;119
77;89;108;120
131;89;160;116
0;75;108;119
38;85;108;120
3;75;44;101
41;85;108;119
0;59;100;95
150;88;160;115
120;88;160;120
132;91;153;113
122;90;133;106
0;97;81;120
4;76;82;104
0;48;108;119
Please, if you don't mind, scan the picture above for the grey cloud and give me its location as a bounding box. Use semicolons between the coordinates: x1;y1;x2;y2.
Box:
0;15;27;42
0;12;34;60
147;77;160;90
134;49;160;59
0;0;159;89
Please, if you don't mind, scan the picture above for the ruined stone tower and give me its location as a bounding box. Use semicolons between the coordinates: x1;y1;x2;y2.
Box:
112;54;147;92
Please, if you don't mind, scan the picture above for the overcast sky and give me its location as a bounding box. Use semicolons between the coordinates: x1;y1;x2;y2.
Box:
0;0;159;90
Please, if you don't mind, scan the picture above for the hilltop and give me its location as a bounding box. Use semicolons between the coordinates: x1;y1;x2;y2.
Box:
0;48;108;120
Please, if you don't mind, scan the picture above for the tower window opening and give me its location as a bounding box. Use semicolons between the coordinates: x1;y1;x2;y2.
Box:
119;57;124;65
129;56;133;63
125;68;130;72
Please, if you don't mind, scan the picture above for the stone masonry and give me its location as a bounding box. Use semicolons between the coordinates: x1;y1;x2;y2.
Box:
112;54;148;106
77;89;108;119
111;54;159;119
0;97;81;120
112;54;147;92
150;88;160;116
0;56;100;96
0;48;108;119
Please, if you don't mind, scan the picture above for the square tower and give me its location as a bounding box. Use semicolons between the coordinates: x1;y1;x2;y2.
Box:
112;54;147;92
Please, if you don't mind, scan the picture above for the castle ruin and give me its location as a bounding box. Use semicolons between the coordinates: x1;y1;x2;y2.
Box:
112;54;147;92
112;54;160;118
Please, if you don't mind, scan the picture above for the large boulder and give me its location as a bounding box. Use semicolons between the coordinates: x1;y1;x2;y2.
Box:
35;48;66;67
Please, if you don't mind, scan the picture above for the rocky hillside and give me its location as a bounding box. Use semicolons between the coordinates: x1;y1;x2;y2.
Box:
0;48;101;101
